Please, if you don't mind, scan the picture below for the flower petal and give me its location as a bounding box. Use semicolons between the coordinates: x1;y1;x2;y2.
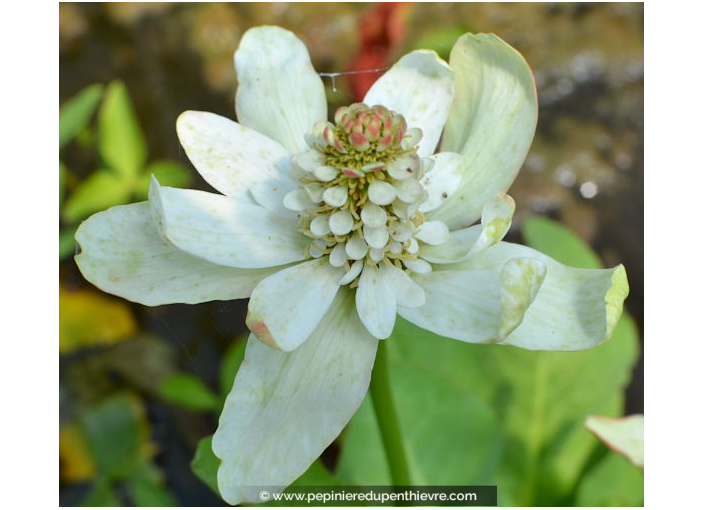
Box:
430;33;538;229
418;225;481;263
400;257;547;344
418;193;514;263
245;258;343;352
448;241;629;350
249;182;297;219
75;203;282;305
149;177;307;269
176;111;295;199
213;290;377;505
414;220;450;245
356;264;397;339
364;50;455;157
585;415;644;468
379;264;425;308
398;270;502;343
234;26;327;154
468;193;515;255
419;152;463;213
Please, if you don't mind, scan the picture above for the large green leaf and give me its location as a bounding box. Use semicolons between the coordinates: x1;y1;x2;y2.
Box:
62;169;132;223
79;477;121;506
98;80;147;178
191;436;220;496
219;337;247;398
157;373;220;412
127;461;178;506
336;362;504;487
575;451;644;506
78;393;149;478
522;216;602;269
59;84;103;151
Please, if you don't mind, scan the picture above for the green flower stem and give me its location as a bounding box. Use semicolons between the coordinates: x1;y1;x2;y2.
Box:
369;340;412;486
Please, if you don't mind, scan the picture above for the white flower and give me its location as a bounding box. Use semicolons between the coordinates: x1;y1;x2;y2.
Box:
75;26;629;504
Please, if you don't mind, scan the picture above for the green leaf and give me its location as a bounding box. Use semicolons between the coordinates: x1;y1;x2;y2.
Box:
60;160;67;208
575;451;644;506
62;169;132;223
413;26;469;61
135;160;192;200
59;83;103;151
158;373;220;412
219;337;247;398
191;436;220;496
79;477;121;506
98;80;147;178
522;216;602;269
59;225;78;260
337;361;504;487
78;393;149;478
128;461;178;506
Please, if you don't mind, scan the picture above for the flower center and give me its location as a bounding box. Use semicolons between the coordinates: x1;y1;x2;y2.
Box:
284;103;432;286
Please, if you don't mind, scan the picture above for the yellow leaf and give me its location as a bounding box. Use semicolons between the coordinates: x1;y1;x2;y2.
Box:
59;286;137;354
59;424;96;482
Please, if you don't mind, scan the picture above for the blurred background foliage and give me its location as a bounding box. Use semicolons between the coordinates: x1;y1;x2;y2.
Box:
59;2;643;506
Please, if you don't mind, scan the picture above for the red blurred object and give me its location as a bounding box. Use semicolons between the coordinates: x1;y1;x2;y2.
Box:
347;2;413;101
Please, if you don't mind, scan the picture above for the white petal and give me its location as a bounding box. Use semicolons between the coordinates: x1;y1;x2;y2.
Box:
394;178;425;204
329;209;354;236
249;182;297;219
313;165;339;182
585;415;644;468
367;181;397;206
356;265;397;339
234;26;327;154
292;150;325;174
363;224;389;250
345;234;369;260
176;111;295;200
369;248;385;262
448;241;629;350
389;221;414;242
404;258;431;273
399;270;502;342
364;50;455;157
75;203;282;306
386;153;420;180
468;194;516;256
392;198;420;221
432;33;538;229
329;243;348;267
283;188;315;212
214;290;377;505
406;237;419;255
360;202;388;228
419;152;463;213
379;265;425;308
304;182;325;203
310;215;330;236
323;185;349;207
419;225;481;263
245;259;342;351
339;259;364;285
150;177;307;268
414;220;450;245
